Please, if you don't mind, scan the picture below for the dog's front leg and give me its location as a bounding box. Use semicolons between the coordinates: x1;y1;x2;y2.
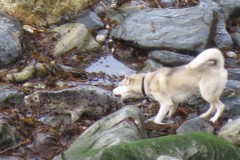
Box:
154;101;173;124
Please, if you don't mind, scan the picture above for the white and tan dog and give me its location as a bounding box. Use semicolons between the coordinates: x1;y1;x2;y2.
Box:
113;48;228;124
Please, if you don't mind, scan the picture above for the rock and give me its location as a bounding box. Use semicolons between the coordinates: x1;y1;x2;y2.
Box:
215;0;240;18
148;50;194;66
0;122;20;150
232;33;240;48
161;0;175;8
101;132;240;160
96;29;109;43
219;118;240;147
70;11;104;30
24;85;123;123
0;83;24;109
5;63;47;82
176;118;214;134
198;0;233;49
227;68;240;81
53;105;146;160
111;7;216;53
0;0;99;26
140;59;163;73
0;13;22;69
52;23;101;57
220;80;240;120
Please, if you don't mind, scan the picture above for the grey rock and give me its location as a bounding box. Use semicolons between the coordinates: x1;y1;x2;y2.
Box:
161;0;176;8
198;0;233;49
148;50;194;66
215;0;240;18
232;33;240;48
111;7;216;53
0;122;20;150
0;83;24;109
24;85;123;123
53;105;146;160
140;59;163;73
227;68;240;81
219;118;240;146
70;11;104;30
176;118;214;134
118;0;149;15
0;13;22;69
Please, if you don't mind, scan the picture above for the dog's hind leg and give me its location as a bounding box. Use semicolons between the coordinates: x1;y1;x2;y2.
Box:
167;104;177;118
199;104;215;119
210;99;225;123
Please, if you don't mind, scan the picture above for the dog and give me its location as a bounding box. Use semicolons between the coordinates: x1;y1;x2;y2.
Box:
113;48;228;124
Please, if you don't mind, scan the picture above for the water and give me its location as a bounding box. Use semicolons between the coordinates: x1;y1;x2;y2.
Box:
86;55;136;76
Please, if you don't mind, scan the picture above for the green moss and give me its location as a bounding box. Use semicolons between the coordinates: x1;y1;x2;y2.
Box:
101;132;240;160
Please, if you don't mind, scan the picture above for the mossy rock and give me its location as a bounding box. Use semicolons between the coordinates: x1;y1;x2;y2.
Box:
101;132;240;160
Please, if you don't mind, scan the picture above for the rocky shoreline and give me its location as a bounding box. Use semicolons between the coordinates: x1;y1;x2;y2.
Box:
0;0;240;159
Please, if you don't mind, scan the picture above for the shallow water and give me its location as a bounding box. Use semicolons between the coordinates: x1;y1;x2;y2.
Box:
86;54;136;76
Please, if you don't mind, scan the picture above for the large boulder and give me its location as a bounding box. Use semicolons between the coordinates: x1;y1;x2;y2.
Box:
101;132;240;160
111;7;216;54
53;105;147;160
0;0;99;26
0;13;22;69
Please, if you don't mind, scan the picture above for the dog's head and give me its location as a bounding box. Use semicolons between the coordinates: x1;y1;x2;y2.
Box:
113;75;142;100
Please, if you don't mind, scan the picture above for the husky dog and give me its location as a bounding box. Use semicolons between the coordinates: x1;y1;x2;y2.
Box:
113;48;228;124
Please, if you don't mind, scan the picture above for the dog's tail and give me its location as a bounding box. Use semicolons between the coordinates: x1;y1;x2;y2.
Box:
186;48;224;69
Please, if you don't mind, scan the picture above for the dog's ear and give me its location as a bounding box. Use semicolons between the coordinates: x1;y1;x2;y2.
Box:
125;75;132;85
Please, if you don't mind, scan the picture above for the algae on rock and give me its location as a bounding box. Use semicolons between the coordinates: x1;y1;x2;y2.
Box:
101;132;240;160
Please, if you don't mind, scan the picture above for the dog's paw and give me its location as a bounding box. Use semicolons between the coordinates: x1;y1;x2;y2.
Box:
210;117;217;123
145;116;174;125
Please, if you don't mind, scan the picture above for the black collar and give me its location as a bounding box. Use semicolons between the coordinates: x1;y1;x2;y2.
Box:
141;76;150;102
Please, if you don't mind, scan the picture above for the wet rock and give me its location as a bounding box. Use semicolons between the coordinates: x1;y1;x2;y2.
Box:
227;68;240;81
53;105;146;160
0;13;22;69
176;118;214;134
232;33;240;48
52;23;101;57
215;0;240;18
161;0;175;8
198;0;233;49
24;85;123;123
140;59;163;73
0;84;24;109
221;80;240;120
70;11;104;30
219;118;240;147
30;129;61;155
101;132;240;160
111;7;216;53
148;50;194;66
0;0;99;26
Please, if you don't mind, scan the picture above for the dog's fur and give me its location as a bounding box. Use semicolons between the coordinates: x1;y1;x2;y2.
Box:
113;48;228;124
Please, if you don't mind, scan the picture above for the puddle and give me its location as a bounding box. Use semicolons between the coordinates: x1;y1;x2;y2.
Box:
86;54;136;76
